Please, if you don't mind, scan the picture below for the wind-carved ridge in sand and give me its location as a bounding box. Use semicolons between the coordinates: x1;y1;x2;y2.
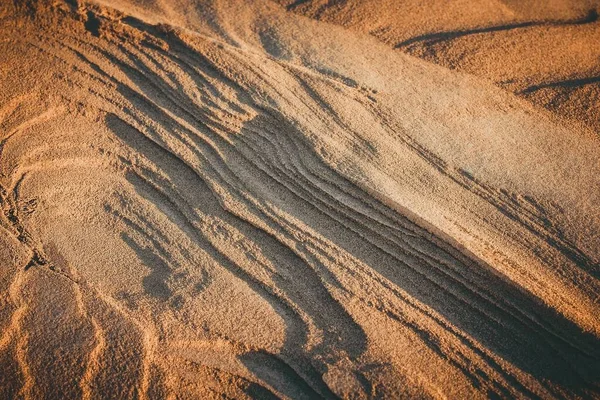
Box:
0;0;599;398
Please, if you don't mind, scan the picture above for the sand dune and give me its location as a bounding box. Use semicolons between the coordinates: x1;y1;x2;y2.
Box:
0;0;599;398
277;0;600;132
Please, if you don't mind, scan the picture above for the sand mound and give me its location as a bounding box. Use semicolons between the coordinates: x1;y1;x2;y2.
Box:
0;0;599;398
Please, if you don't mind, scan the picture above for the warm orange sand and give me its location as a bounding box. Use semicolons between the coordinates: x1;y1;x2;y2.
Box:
0;1;599;398
279;0;600;132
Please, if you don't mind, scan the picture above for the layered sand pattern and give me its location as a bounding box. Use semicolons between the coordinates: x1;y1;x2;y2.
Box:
0;0;599;398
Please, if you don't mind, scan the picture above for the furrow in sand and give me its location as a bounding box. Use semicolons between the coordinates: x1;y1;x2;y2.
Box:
107;120;315;325
289;159;597;360
111;130;345;391
240;349;338;399
103;96;376;390
235;106;597;362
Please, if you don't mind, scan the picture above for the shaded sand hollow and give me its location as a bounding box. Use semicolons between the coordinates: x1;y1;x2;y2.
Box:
0;0;599;398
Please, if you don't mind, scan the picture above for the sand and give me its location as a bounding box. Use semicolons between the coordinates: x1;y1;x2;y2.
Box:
278;0;600;132
0;0;599;398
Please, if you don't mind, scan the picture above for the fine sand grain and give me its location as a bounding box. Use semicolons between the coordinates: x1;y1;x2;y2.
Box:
0;0;599;398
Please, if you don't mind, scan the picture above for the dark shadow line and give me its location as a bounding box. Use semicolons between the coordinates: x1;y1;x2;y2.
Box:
521;75;600;93
285;0;313;11
395;9;598;48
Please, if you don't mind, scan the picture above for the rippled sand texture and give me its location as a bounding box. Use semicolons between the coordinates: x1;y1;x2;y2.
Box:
0;0;599;398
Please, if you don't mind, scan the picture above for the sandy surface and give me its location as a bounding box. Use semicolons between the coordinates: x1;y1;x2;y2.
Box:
277;0;600;132
0;0;599;398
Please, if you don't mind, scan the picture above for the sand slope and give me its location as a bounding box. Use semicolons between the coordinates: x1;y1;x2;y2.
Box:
0;0;599;398
276;0;600;132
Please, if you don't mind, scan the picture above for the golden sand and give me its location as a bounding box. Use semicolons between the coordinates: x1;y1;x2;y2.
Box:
0;1;598;398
